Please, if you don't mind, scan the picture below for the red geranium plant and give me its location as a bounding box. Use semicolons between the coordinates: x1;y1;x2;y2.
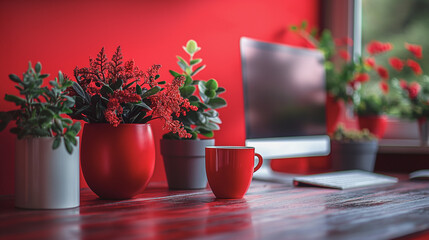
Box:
68;46;193;138
354;41;425;117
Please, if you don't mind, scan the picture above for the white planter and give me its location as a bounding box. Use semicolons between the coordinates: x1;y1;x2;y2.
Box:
15;137;80;209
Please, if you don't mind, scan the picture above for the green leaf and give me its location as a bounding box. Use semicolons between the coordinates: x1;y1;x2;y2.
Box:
141;86;161;99
190;58;202;66
52;137;61;150
169;70;181;77
177;55;189;66
64;138;73;154
198;128;214;138
4;94;26;106
180;86;196;98
216;87;226;94
189;95;199;102
58;71;64;84
290;25;298;31
100;85;114;98
110;79;123;91
191;65;206;76
40;74;49;79
178;61;188;72
72;82;90;103
186;40;199;54
135;102;151;111
123;80;137;90
40;109;55;118
205;79;218;90
70;121;81;133
207;97;227;109
136;84;142;95
9;74;22;83
35;62;42;74
65;132;78;145
157;81;166;85
184;75;193;86
61;118;73;124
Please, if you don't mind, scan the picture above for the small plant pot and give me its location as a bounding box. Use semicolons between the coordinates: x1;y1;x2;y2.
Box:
15;137;80;209
331;140;378;172
160;139;215;190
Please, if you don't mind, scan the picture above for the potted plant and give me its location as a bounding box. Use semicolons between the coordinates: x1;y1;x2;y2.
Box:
290;21;356;134
330;124;378;172
354;41;425;139
0;62;81;209
69;46;191;199
160;40;227;190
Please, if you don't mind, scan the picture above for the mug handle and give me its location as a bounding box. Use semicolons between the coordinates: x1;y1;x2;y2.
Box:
254;153;263;172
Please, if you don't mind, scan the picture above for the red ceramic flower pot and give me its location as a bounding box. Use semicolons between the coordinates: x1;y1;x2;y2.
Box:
357;115;387;139
81;123;155;199
326;94;344;134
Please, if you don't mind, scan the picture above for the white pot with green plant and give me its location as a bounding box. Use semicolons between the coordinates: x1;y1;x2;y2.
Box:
0;62;81;209
330;124;378;172
160;40;227;189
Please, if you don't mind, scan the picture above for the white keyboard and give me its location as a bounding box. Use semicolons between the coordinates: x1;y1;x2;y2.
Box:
293;170;398;190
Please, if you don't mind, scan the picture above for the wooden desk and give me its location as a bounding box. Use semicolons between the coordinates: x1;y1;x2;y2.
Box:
1;177;429;240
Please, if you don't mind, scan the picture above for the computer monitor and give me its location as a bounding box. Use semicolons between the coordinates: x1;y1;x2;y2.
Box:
240;37;330;178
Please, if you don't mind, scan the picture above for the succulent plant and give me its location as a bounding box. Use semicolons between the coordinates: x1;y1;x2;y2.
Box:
0;62;80;154
164;40;227;140
331;124;377;142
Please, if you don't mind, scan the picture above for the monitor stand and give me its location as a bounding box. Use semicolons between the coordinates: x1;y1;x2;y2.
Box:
252;159;299;184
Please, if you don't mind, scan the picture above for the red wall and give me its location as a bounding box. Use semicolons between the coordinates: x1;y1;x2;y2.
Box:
0;0;320;195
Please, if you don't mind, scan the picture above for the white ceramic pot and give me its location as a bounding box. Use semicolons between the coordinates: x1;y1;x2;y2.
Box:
15;137;80;209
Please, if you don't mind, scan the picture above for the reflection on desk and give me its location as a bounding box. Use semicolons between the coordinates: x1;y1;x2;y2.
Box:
0;177;429;240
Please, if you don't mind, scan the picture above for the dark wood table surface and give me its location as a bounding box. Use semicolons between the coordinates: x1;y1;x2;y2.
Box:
1;175;429;240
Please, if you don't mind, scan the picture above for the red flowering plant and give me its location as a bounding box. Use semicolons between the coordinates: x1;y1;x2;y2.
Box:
290;21;358;103
355;41;425;117
68;46;192;138
390;44;429;119
163;40;227;140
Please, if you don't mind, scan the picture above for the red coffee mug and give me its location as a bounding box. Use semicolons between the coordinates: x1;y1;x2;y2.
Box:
205;146;263;199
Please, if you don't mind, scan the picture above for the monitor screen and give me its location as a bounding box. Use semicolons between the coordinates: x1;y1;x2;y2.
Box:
241;37;330;159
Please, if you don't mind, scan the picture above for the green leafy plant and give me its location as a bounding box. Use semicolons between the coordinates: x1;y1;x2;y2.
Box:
331;124;376;142
0;62;81;154
163;40;227;140
290;21;357;103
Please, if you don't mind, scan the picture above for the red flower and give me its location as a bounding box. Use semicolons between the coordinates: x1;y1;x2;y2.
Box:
407;59;423;75
376;66;389;80
389;57;403;71
399;79;408;89
348;80;359;90
151;75;193;138
405;43;423;59
353;73;370;83
364;58;376;68
366;41;393;55
339;50;351;61
408;82;422;99
380;82;389;94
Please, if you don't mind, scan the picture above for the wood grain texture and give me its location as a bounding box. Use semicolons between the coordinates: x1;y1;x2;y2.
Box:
1;178;429;240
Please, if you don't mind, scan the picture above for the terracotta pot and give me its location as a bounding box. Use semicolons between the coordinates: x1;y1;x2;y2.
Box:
15;137;80;209
81;124;155;199
160;139;214;189
326;94;344;134
357;115;387;139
